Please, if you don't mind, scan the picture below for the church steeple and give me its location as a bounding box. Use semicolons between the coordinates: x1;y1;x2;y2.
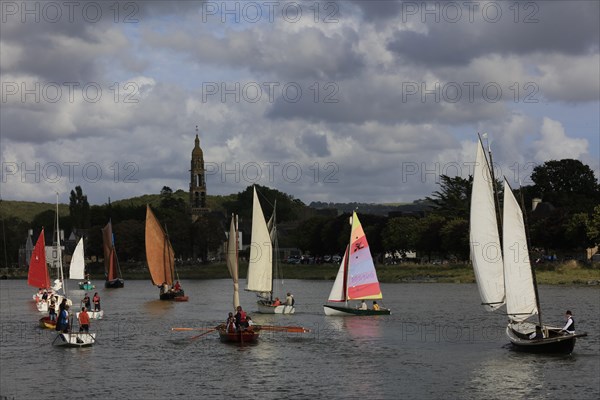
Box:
190;126;209;222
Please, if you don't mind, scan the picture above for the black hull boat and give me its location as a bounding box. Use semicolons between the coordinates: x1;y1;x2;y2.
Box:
506;325;587;354
105;278;124;288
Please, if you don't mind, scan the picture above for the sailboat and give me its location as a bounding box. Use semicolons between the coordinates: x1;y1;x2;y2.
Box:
145;205;186;301
50;193;95;347
247;187;295;314
102;220;124;288
69;238;95;291
470;137;586;353
29;229;52;312
323;211;391;316
218;214;260;344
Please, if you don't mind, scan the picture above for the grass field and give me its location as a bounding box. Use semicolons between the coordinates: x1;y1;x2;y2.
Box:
3;261;599;286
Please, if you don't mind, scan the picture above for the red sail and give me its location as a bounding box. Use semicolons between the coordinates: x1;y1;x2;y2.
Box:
27;229;50;289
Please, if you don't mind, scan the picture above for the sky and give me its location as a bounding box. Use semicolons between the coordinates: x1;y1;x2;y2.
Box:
1;0;599;206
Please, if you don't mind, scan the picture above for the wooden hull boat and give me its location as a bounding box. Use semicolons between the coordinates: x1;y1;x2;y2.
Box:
39;316;56;329
217;326;259;344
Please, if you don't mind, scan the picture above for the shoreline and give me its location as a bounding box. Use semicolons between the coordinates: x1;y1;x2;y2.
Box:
3;262;599;286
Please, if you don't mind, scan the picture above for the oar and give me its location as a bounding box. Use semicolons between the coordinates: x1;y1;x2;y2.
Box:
189;325;221;341
255;325;310;333
171;327;216;332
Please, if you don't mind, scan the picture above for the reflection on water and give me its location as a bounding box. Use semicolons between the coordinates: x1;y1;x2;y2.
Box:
1;280;598;399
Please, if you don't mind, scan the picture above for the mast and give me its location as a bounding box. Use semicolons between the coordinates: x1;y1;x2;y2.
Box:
56;192;67;298
518;183;543;329
480;132;503;243
344;213;353;308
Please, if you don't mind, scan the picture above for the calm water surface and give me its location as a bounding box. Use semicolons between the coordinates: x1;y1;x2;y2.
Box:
1;279;598;399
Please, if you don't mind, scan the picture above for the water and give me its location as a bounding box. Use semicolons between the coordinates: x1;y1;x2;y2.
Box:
1;280;598;399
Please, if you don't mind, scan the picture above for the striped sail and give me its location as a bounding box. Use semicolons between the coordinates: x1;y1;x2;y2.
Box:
502;180;538;322
469;139;505;311
346;212;382;300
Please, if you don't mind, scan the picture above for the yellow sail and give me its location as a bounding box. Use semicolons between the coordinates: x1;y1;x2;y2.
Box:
145;205;175;286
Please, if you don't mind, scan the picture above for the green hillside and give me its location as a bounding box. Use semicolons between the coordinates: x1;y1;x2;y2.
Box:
0;200;69;223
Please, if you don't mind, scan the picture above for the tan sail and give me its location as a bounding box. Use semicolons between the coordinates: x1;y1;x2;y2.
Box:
145;205;175;286
226;214;240;310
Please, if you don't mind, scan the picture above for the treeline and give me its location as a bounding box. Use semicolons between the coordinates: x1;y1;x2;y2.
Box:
295;159;600;262
1;159;599;267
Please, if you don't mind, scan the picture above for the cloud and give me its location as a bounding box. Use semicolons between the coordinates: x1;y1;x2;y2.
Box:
533;118;589;162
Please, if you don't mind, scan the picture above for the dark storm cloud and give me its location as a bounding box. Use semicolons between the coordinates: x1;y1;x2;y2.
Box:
387;1;599;66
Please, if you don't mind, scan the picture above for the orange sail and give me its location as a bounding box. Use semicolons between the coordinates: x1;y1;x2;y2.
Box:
28;229;50;289
145;205;175;286
101;220;121;281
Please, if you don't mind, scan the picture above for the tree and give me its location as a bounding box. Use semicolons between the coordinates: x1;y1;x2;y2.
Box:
383;216;420;254
530;159;600;213
440;218;470;261
426;175;473;219
69;186;91;228
587;205;600;246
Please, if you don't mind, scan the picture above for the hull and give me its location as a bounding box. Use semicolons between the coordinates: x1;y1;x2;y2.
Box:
159;290;186;301
105;278;124;288
506;325;587;354
79;282;95;290
76;310;104;320
52;332;96;347
218;328;259;344
39;316;56;329
323;304;391;316
256;302;295;314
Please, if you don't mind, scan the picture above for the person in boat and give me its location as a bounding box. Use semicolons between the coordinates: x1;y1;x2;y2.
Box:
82;293;91;310
561;310;575;334
56;304;70;333
272;297;281;307
173;280;182;292
246;316;254;331
78;307;90;332
358;300;367;310
226;312;236;333
235;306;249;331
92;292;101;311
159;281;169;294
372;301;380;311
48;298;57;321
286;292;294;306
529;325;544;340
41;290;49;302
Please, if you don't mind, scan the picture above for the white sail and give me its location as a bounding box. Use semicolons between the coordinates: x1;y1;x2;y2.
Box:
246;186;273;292
69;238;85;280
327;245;348;302
502;180;538;322
469;139;505;311
226;215;240;310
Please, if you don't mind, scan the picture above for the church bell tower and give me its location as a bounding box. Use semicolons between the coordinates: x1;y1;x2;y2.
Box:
190;126;209;222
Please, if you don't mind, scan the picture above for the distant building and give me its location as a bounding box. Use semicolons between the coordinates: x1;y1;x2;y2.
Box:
190;126;210;222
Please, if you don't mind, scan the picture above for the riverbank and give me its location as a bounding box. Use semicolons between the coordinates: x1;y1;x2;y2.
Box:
2;261;599;285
